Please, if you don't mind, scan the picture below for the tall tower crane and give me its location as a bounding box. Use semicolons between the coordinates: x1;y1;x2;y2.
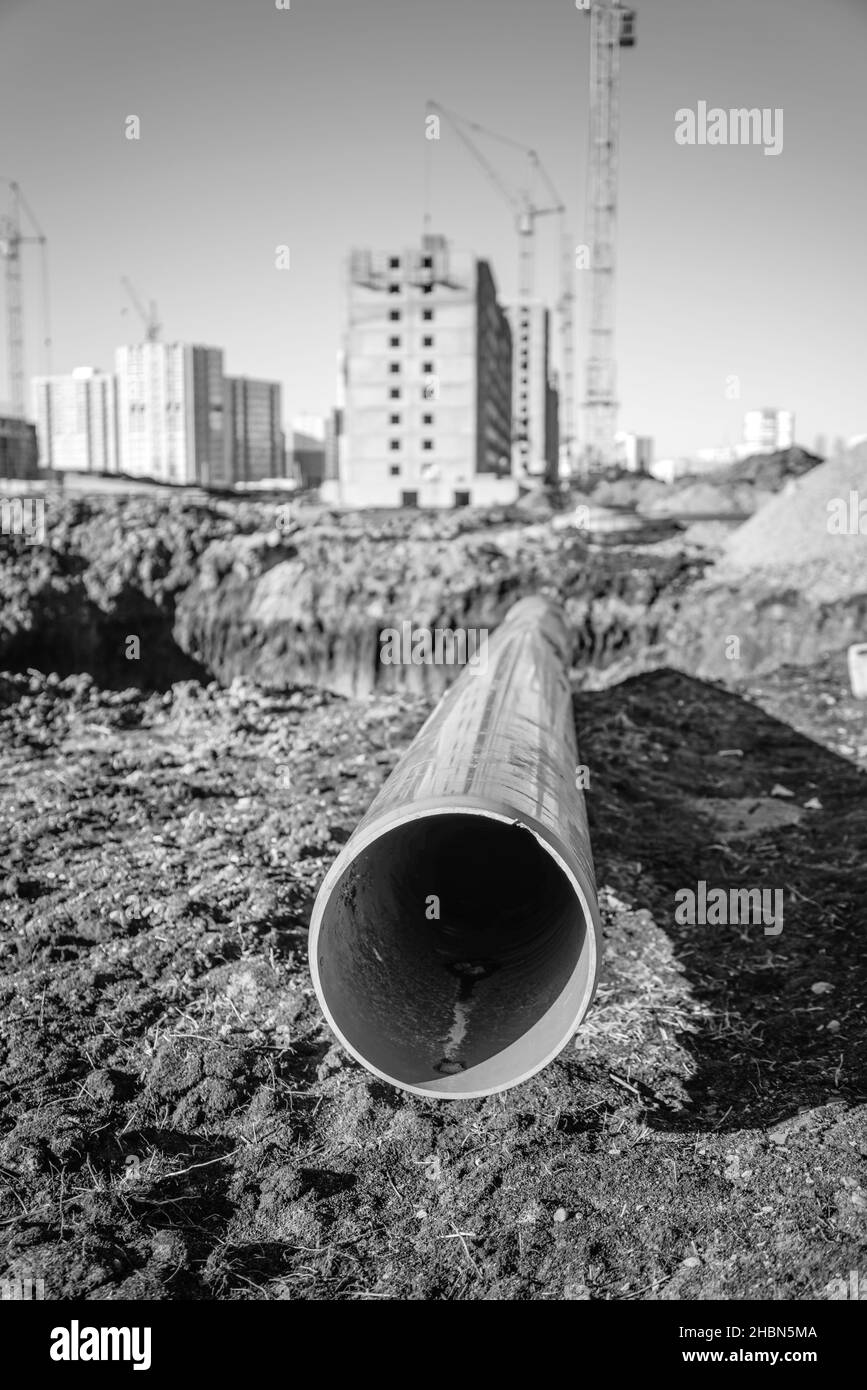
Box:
0;180;50;418
580;2;636;474
426;101;575;479
121;276;161;342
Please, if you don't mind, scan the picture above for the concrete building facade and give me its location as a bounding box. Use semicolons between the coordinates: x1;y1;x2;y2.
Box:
506;302;559;484
0;416;39;479
615;431;654;473
33;367;118;474
115;343;227;485
224;376;284;485
340;234;515;508
744;408;795;453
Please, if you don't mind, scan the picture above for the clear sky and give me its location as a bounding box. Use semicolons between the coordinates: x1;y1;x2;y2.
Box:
1;0;864;458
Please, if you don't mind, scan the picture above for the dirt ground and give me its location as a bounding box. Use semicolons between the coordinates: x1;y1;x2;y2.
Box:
0;653;865;1300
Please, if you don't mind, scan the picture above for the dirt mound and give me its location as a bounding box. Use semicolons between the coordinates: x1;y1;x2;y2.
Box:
647;479;752;518
711;446;822;490
723;443;867;577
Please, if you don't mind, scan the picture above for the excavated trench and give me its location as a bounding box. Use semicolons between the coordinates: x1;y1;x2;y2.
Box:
4;498;858;696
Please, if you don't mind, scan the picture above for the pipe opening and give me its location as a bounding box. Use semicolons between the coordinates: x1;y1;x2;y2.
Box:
313;811;593;1097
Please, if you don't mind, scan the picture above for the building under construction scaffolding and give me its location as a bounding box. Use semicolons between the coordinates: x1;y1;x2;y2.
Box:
340;233;516;509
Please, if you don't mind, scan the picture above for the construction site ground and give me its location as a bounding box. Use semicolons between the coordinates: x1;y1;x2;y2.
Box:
1;649;864;1300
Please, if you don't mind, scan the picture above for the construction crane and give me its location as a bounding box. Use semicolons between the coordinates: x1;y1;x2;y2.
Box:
426;100;575;480
0;180;50;418
580;2;636;475
121;276;161;342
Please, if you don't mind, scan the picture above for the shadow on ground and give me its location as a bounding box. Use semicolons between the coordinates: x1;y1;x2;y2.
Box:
574;668;867;1133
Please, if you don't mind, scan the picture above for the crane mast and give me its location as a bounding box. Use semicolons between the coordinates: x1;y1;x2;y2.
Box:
581;2;635;474
0;180;49;418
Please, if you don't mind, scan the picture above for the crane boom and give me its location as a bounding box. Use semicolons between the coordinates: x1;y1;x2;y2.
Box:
426;101;574;478
121;276;161;342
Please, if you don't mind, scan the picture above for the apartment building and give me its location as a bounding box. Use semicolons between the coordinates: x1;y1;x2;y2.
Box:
33;367;118;473
224;376;284;484
341;233;515;508
0;416;38;479
506;302;559;483
115;342;227;485
744;408;795;453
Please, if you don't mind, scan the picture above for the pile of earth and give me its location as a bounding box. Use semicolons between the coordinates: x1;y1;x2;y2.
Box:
577;448;820;526
659;444;867;681
707;445;823;492
722;445;866;579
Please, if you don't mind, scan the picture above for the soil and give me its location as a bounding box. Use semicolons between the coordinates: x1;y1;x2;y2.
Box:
1;647;865;1300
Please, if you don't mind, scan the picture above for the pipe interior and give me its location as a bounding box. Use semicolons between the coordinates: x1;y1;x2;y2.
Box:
314;812;591;1095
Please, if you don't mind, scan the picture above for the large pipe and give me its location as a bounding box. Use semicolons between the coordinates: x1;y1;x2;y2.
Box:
308;596;601;1099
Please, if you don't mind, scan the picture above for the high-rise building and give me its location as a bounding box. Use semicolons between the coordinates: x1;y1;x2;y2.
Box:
615;432;654;473
743;408;795;453
341;234;514;508
115;343;227;485
33;367;118;474
0;416;38;479
292;415;326;489
224;376;284;485
506;302;559;483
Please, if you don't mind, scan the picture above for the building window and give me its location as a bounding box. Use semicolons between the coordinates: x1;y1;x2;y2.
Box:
389;256;400;269
389;310;401;321
390;464;401;475
423;309;433;321
423;336;433;347
389;283;400;294
422;283;433;294
422;413;433;425
390;388;400;399
422;256;432;269
389;363;401;374
390;439;400;451
401;490;418;507
422;440;433;451
390;337;401;348
389;413;401;425
422;362;434;374
454;490;470;508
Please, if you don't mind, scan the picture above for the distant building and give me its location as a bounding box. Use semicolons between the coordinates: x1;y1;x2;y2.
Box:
341;233;515;508
744;408;795;453
324;406;343;484
33;367;118;474
291;415;326;489
649;457;692;484
615;432;654;473
225;376;284;484
0;416;38;479
506;302;559;483
115;343;228;485
545;375;560;486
